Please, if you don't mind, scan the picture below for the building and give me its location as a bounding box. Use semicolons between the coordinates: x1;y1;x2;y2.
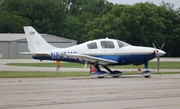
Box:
0;33;77;58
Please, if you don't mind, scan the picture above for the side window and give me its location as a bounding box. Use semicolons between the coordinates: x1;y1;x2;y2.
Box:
101;41;114;49
87;42;98;49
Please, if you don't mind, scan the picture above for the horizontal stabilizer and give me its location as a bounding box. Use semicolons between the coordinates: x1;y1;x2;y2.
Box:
19;52;49;56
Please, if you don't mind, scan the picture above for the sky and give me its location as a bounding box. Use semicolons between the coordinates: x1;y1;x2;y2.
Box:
108;0;180;9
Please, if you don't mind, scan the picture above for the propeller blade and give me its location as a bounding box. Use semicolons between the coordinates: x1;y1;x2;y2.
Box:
160;43;165;50
152;43;157;49
152;43;158;56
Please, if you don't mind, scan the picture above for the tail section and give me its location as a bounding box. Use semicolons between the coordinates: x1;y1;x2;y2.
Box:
23;26;56;52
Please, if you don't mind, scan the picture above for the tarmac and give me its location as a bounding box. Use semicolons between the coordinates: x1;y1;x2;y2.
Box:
0;58;180;109
0;75;180;109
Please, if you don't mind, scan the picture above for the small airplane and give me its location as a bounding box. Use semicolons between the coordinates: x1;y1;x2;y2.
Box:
21;26;166;78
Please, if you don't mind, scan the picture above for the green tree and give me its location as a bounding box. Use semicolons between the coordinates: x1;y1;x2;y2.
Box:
1;0;67;35
84;13;121;41
0;12;30;33
85;3;167;46
159;2;180;56
1;0;180;56
113;3;166;46
61;0;114;43
62;0;113;16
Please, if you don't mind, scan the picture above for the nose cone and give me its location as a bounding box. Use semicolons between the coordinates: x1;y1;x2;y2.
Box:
156;49;166;57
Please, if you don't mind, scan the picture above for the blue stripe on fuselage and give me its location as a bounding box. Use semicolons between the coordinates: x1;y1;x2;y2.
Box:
92;53;155;65
32;53;156;65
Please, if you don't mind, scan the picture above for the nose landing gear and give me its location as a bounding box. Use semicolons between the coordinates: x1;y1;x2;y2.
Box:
141;62;152;78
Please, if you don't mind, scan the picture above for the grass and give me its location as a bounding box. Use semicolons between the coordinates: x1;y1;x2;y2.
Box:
0;71;179;78
5;62;180;69
2;61;180;78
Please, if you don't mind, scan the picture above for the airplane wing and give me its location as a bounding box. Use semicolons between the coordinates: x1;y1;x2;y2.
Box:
64;54;118;65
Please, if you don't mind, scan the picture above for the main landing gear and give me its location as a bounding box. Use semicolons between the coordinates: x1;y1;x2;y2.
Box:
91;64;122;78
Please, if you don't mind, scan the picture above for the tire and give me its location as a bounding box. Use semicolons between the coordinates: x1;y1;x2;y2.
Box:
113;76;119;78
98;76;104;78
145;76;150;78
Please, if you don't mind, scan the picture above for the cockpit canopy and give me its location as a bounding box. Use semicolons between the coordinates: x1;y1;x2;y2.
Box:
87;39;130;49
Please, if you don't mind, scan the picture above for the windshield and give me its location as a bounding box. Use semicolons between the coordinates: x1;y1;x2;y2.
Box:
117;41;131;48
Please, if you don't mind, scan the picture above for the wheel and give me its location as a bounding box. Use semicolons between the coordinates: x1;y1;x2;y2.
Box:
98;76;104;78
113;76;119;78
111;70;122;78
145;75;151;78
141;70;152;78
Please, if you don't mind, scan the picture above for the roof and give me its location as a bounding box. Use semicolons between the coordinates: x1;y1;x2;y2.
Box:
0;34;25;41
0;33;77;42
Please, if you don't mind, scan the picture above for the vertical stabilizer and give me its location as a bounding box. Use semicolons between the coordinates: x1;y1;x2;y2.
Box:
23;26;56;52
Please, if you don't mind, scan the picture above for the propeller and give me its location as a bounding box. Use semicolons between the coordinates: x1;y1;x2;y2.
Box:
152;43;165;73
160;43;165;50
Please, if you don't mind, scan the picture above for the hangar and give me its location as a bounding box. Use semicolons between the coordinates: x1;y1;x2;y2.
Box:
0;33;77;58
